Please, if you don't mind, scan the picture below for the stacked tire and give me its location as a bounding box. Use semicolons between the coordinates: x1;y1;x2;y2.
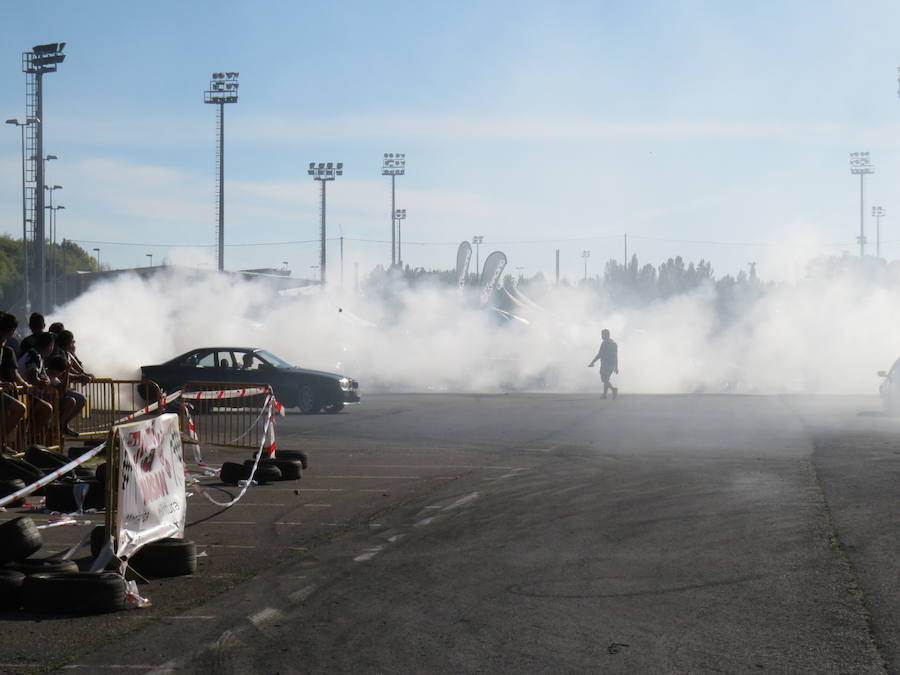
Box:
0;517;127;614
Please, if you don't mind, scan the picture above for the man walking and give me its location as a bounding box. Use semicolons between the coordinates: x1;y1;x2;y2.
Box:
588;328;619;399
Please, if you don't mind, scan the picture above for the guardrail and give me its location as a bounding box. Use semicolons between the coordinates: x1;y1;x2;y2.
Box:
180;381;273;450
70;379;164;441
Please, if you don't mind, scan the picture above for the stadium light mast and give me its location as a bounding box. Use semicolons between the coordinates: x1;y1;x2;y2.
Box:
394;208;407;268
23;42;65;312
204;72;239;272
849;152;874;256
5;117;39;314
382;153;406;267
308;162;343;287
872;205;886;259
472;235;484;278
582;249;591;281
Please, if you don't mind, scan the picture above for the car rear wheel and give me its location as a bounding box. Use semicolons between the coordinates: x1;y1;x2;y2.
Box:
298;385;320;414
323;402;344;414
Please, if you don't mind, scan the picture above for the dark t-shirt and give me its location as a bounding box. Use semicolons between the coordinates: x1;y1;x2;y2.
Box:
598;339;618;373
0;344;18;383
19;333;41;356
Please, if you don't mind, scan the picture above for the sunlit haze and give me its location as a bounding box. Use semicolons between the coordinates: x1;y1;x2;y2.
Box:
3;2;900;280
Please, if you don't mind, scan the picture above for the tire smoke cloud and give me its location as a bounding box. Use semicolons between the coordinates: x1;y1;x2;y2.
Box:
54;258;899;396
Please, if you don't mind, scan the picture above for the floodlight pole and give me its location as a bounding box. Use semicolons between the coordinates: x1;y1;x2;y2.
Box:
849;152;874;256
204;72;239;272
382;153;406;268
308;162;343;287
872;206;885;258
582;250;591;281
24;42;66;312
5;117;38;314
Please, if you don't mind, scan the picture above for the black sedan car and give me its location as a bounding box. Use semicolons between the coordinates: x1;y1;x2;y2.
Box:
141;347;360;413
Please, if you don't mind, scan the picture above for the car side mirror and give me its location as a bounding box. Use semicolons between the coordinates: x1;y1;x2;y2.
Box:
878;371;887;377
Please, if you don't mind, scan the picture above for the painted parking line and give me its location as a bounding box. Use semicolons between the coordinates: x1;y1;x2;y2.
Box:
354;545;384;562
248;607;284;628
289;584;317;603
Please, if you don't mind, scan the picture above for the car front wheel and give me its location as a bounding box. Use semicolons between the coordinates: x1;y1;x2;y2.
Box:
323;401;344;414
298;385;320;414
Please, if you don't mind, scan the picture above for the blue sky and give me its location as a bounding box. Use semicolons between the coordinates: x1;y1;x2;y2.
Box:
3;0;900;282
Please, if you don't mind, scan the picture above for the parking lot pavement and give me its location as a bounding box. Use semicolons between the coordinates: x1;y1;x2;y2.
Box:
0;402;533;673
1;393;897;673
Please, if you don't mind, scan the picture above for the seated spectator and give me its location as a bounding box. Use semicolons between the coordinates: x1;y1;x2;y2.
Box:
17;332;56;444
45;354;84;438
0;313;26;451
18;312;46;356
55;330;95;384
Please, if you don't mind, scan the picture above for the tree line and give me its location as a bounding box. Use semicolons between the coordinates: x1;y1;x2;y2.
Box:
0;236;98;311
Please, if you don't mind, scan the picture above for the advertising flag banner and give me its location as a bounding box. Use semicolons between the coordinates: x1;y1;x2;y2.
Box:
115;413;185;559
479;251;507;305
456;241;472;289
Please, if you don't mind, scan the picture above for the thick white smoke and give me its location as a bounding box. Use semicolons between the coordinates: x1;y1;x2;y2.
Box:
50;258;900;396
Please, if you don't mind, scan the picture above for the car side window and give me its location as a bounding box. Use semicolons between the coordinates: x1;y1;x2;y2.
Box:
196;352;218;368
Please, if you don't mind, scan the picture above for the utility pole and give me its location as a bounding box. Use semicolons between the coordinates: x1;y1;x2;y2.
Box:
555;249;560;284
624;234;628;265
582;250;590;282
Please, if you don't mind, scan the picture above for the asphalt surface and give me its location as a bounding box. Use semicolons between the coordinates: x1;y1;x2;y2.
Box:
0;393;897;674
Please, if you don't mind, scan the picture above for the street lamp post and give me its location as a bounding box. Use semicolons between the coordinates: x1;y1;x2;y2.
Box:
582;250;591;281
93;248;100;271
382;153;406;267
45;203;64;307
5;117;39;314
849;152;875;256
310;265;320;283
472;235;484;279
43;184;61;307
146;253;153;267
394;209;407;269
872;206;886;259
307;162;343;287
204;72;239;272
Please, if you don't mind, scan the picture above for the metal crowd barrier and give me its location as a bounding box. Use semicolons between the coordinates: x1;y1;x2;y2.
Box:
70;379;164;440
180;381;272;450
0;384;61;451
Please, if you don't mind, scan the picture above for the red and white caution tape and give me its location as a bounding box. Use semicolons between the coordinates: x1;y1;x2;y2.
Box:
192;395;278;508
0;442;107;509
112;391;182;426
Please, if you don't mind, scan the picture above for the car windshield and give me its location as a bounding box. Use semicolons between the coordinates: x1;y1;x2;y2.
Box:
256;349;294;369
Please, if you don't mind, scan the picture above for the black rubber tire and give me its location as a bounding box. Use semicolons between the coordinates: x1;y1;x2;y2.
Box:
44;480;104;513
0;478;26;507
0;517;42;564
0;457;45;494
298;385;320;414
129;538;197;578
24;445;68;471
22;572;126;614
220;461;251;484
90;525;109;558
242;461;282;484
269;450;309;470
323;401;345;414
0;569;25;610
6;556;79;575
244;458;301;481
